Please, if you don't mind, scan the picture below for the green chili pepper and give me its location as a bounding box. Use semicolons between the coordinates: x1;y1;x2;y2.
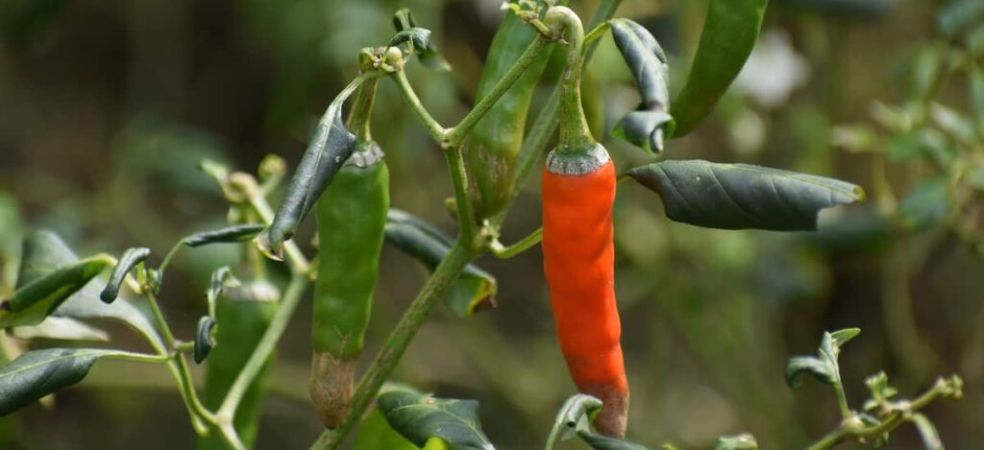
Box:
310;80;390;429
671;0;769;137
198;278;278;450
465;0;562;219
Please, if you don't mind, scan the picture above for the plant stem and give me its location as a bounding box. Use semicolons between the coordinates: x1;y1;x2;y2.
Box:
392;70;448;143
310;239;477;450
217;273;307;420
545;6;593;148
446;147;479;245
346;78;378;141
444;34;550;148
490;227;542;258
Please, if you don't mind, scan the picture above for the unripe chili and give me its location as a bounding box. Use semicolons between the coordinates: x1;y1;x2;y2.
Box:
671;0;769;137
465;0;562;219
541;6;628;437
310;80;390;428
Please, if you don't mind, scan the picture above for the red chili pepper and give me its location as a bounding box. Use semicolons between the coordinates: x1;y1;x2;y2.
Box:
540;6;628;437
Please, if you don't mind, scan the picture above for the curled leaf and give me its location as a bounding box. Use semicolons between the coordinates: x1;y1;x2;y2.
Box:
100;247;150;304
786;355;835;388
376;388;495;450
610;18;673;152
627;160;865;231
391;8;451;71
263;110;358;256
184;224;265;248
385;210;497;316
194;316;216;364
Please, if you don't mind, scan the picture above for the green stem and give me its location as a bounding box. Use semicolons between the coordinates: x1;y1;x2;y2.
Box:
446;147;479;246
490;227;542;259
103;351;171;364
310;240;477;450
217;273;308;420
545;6;592;147
444;34;551;148
392;70;448;143
346;78;378;141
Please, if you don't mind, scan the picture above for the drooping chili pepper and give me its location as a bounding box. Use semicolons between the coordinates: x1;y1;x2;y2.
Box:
310;79;390;428
540;7;628;437
465;0;561;219
198;277;278;450
671;0;769;137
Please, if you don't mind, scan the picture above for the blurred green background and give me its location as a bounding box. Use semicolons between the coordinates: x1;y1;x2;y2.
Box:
1;0;982;448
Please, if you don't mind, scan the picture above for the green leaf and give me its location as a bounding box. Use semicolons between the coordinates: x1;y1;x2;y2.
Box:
609;18;673;152
898;178;951;232
909;413;943;450
100;247;150;304
376;388;495;450
577;431;651;450
0;348;117;416
12;231;164;349
937;0;984;38
2;254;112;328
786;355;835;388
194;316;216;364
11;316;109;342
829;328;861;348
547;394;603;448
627;160;864;231
353;409;419;450
385;210;497;317
184;224;265;248
713;434;758;450
262;110;357;257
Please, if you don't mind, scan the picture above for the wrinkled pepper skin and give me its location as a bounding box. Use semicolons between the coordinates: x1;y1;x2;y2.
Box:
465;0;554;219
671;0;769;137
198;282;278;450
310;143;389;428
542;156;628;437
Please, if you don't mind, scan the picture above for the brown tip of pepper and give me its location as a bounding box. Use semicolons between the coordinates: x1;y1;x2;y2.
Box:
309;352;356;428
583;384;629;438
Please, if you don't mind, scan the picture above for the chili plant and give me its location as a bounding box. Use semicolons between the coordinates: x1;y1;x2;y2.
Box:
0;1;965;449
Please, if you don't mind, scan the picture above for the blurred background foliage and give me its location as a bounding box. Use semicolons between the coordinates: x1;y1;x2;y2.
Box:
0;0;982;448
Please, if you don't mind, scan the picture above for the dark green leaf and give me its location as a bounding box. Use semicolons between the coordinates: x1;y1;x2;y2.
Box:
0;348;117;416
898;178;951;232
194;316;216;364
391;8;451;72
2;254;112;328
206;266;236;318
100;247;150;304
627;160;864;231
184;224;265;248
610;18;672;152
376;388;495;450
937;0;984;38
262;111;357;257
385;211;497;317
713;434;758;450
786;356;835;388
577;431;651;450
13;231;164;349
353;409;420;450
